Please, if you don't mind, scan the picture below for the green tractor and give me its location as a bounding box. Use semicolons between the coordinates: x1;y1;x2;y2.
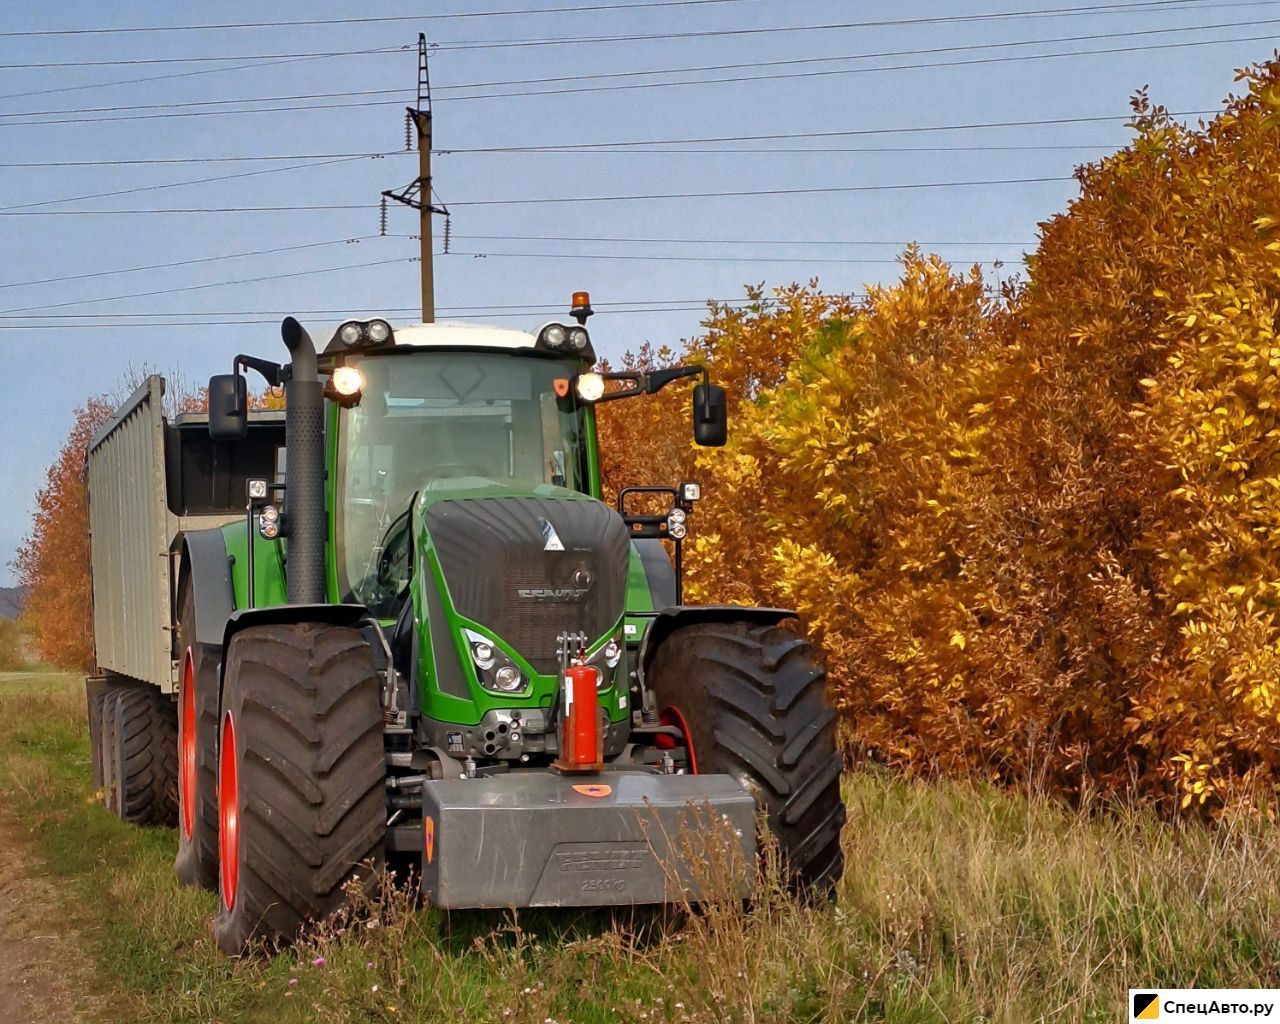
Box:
91;299;845;953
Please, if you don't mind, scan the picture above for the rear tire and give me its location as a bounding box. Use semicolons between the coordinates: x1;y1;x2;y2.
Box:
174;580;220;891
101;690;123;812
646;620;846;896
213;623;386;955
109;686;179;826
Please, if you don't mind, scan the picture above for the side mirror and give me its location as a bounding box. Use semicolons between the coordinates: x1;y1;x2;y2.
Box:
692;382;727;447
208;374;248;441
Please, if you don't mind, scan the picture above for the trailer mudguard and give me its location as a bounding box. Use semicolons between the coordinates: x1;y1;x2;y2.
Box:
179;529;236;649
637;605;796;679
219;603;370;682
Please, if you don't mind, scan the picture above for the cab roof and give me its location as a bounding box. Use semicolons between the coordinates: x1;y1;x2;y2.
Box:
388;321;538;350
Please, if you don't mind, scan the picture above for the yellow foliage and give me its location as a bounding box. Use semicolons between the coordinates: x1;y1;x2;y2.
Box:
602;57;1280;814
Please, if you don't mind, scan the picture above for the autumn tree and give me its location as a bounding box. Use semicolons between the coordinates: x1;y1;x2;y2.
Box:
601;56;1280;813
14;396;115;670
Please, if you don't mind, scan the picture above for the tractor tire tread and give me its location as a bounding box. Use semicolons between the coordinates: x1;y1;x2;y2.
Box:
647;620;846;896
214;622;385;954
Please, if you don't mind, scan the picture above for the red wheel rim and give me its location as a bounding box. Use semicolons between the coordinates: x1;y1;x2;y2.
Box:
218;710;240;912
179;649;196;840
658;706;698;774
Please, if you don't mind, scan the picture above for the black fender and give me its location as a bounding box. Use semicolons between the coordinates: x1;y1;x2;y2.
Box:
219;603;370;685
637;605;796;680
633;538;678;610
177;529;236;649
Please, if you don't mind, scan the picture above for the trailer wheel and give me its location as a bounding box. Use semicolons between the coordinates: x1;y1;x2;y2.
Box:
174;582;220;890
88;685;108;790
213;623;386;955
107;686;179;826
645;620;846;896
101;690;123;812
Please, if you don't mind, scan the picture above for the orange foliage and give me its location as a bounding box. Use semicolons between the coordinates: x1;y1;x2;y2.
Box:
14;397;115;671
601;58;1280;813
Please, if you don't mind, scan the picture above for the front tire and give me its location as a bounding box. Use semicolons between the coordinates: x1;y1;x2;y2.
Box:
646;620;846;896
213;623;386;955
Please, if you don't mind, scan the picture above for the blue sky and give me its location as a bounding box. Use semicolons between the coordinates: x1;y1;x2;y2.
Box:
0;0;1275;584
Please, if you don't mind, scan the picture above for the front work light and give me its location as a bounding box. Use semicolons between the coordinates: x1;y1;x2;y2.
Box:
541;324;568;349
332;366;364;397
574;372;606;403
332;319;395;349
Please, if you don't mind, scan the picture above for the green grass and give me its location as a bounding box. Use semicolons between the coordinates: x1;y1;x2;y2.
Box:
3;671;1279;1023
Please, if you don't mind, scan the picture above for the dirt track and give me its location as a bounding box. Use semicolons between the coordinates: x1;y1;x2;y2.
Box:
0;817;89;1023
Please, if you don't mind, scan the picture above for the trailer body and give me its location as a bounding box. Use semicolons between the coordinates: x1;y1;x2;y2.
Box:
85;375;283;690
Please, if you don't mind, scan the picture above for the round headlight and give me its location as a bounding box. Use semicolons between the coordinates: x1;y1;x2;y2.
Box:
259;519;279;540
603;639;621;669
542;324;567;348
338;322;363;346
332;366;364;397
494;665;523;692
568;327;589;351
471;641;496;671
669;521;687;540
574;372;606;403
367;319;392;344
260;504;279;523
668;508;687;526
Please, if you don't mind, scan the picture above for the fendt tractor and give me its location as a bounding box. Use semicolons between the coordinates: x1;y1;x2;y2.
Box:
85;298;846;953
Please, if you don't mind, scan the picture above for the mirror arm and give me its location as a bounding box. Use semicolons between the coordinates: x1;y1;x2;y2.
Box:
233;354;284;389
643;364;704;395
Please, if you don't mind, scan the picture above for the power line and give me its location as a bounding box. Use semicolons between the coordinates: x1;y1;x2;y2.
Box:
0;233;1032;296
1;19;1270;124
0;109;1216;169
431;2;1280;49
0;237;379;291
0;152;409;168
0;0;754;37
0;155;378;212
0;143;1116;169
3;32;1269;127
443;109;1219;152
439;30;1280;102
0;45;407;70
0;307;749;327
0;256;421;316
0;298;770;325
0;52;381;104
434;14;1280;91
443;233;1037;246
443;248;1019;265
0;176;1076;217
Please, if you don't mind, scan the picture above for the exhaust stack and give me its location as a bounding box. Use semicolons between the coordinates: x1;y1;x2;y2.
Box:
280;317;326;605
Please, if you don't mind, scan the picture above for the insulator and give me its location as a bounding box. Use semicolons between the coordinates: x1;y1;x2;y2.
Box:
379;195;388;237
443;215;452;254
404;111;413;151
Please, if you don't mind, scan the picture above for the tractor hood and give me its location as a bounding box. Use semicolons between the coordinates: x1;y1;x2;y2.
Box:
417;483;630;676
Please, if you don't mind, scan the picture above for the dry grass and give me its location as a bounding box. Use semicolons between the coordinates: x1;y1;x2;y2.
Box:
2;671;1278;1023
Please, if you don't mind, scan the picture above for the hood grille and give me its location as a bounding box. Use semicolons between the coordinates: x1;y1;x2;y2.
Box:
425;497;630;675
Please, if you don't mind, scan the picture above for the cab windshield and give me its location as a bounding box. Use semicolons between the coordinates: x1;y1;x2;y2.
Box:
336;350;586;612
